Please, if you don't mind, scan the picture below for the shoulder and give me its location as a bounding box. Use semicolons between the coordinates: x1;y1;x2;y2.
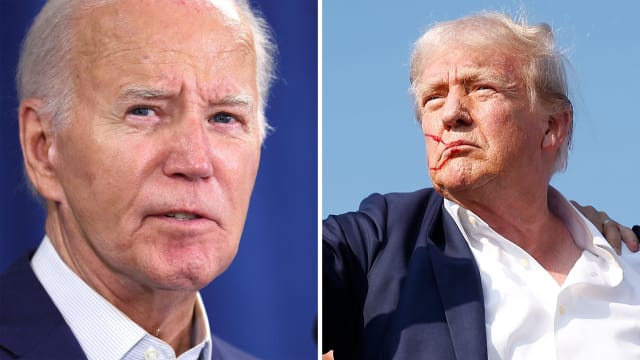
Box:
0;252;34;287
0;251;48;321
357;188;442;214
211;336;258;360
0;252;39;319
0;252;87;360
324;188;442;240
323;188;444;273
361;188;442;220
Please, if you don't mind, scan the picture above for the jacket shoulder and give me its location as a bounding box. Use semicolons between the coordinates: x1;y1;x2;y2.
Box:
359;188;442;219
324;188;443;250
0;252;86;359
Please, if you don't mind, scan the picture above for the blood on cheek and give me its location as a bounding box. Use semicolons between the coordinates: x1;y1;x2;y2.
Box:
424;133;461;171
425;133;444;144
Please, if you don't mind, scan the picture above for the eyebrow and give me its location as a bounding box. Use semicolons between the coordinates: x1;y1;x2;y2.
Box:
459;71;513;86
215;94;254;112
118;86;173;101
419;69;516;94
117;87;254;111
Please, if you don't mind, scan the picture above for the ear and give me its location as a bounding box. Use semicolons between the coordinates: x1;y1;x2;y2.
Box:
19;99;65;202
542;108;571;150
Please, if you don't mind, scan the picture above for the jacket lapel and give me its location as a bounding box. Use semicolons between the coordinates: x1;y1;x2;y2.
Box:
0;253;87;359
426;204;488;360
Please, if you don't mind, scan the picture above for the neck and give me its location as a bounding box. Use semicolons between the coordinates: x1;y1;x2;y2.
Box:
446;184;582;284
120;291;197;355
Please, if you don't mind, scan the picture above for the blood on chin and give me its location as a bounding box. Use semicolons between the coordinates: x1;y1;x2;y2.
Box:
429;149;463;170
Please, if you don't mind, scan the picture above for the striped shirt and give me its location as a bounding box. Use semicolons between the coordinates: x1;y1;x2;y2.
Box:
31;236;212;360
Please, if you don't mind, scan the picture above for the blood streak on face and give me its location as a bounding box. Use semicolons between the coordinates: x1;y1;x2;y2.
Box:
424;133;463;170
424;133;444;144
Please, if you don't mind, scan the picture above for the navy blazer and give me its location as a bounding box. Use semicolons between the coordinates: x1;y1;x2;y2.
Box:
323;189;487;359
0;252;256;360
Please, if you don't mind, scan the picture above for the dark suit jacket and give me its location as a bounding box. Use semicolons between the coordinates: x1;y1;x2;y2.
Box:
323;188;487;359
0;252;256;360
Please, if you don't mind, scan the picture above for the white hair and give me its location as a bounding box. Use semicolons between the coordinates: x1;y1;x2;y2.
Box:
17;0;277;141
409;12;572;174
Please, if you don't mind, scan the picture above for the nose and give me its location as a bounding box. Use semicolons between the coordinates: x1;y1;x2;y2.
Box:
163;112;214;180
441;88;472;129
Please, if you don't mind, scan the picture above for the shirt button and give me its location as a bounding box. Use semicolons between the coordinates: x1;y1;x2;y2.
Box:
145;348;158;360
558;304;565;315
468;216;478;226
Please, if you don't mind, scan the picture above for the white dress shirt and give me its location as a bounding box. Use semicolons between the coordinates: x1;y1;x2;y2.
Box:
444;187;640;360
31;236;212;360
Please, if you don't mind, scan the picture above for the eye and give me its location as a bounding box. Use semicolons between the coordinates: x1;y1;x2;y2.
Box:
128;106;157;117
422;94;444;109
210;112;236;124
474;85;496;92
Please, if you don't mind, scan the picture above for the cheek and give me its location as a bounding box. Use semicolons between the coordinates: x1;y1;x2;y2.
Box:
83;138;151;197
421;118;437;151
51;133;105;209
420;114;434;133
216;141;260;208
425;141;438;163
238;146;260;197
57;130;154;220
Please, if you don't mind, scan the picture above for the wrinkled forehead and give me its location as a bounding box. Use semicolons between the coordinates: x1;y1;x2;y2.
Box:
424;42;522;75
415;30;526;88
423;29;520;64
73;0;254;60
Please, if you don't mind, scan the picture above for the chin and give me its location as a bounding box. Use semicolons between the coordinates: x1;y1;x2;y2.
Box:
148;264;223;291
146;247;237;291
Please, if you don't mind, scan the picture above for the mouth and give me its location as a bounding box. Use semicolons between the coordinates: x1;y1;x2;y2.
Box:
149;209;217;236
444;139;465;149
164;212;203;221
427;139;476;170
424;133;474;149
142;206;220;236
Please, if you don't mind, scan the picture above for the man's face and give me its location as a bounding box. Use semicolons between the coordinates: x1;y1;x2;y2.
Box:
417;43;550;196
45;0;260;292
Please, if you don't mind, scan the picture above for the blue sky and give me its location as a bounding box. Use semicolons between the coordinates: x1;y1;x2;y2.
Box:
323;0;640;227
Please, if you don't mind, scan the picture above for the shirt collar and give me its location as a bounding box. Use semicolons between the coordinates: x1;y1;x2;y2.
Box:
443;186;622;282
31;236;212;360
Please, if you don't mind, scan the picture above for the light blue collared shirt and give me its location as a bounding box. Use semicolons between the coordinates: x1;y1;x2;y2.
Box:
31;236;212;360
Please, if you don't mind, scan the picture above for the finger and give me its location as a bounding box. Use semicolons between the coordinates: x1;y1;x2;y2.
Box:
620;225;639;252
602;220;622;255
598;211;612;233
572;202;603;231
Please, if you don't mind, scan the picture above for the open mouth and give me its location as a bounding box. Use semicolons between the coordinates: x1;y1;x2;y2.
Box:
165;212;202;220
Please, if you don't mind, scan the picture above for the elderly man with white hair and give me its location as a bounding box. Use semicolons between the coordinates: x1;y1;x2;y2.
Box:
0;0;275;358
323;12;640;360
